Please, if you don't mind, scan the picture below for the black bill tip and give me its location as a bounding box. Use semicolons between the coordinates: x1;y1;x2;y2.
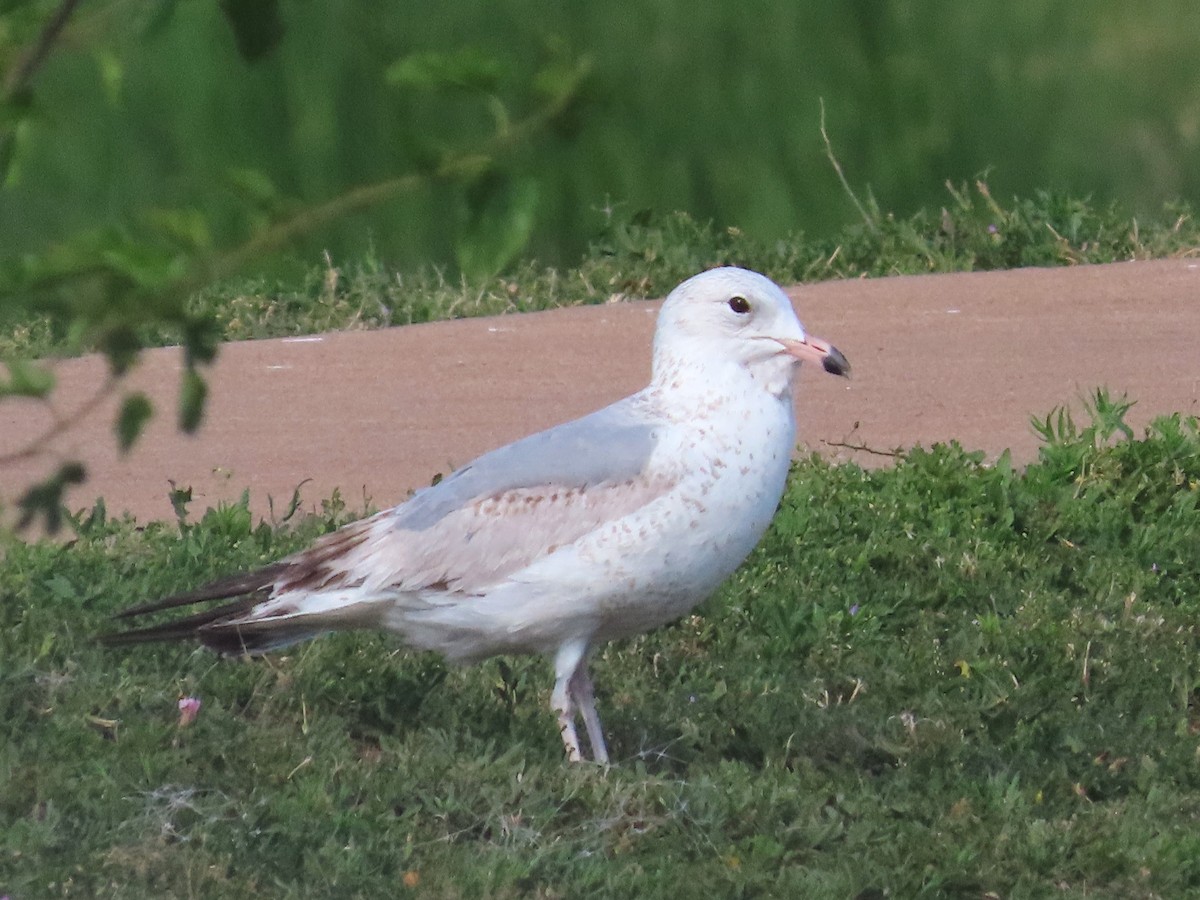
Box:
823;345;851;377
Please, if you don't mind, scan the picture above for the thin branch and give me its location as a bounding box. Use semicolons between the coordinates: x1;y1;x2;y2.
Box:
819;97;878;235
0;373;117;466
187;79;581;294
0;0;84;186
821;438;902;459
1;75;582;474
2;0;83;95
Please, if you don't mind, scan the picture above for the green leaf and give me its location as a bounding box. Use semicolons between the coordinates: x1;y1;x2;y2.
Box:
43;573;79;602
0;90;34;129
0;90;35;186
182;314;221;366
269;477;312;525
226;167;282;209
99;240;183;290
179;367;208;432
16;461;86;533
94;49;123;106
386;48;505;93
1;359;55;398
99;326;142;376
218;0;285;62
454;174;539;278
115;392;153;453
142;0;182;39
0;115;32;188
144;207;212;251
4;227;115;289
532;55;591;105
167;479;193;523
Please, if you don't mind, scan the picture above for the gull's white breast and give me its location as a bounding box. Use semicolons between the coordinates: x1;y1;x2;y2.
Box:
500;374;798;646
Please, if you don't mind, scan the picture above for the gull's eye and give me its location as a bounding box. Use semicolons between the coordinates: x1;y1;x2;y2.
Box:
728;295;751;315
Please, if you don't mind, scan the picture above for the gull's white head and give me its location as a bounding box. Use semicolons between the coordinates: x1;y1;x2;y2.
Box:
653;267;849;395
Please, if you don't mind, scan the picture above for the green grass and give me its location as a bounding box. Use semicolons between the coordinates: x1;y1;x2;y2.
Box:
3;395;1199;897
3;186;1198;360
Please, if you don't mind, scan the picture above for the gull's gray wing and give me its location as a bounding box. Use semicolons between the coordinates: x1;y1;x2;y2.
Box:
266;394;673;596
104;394;675;651
397;397;662;531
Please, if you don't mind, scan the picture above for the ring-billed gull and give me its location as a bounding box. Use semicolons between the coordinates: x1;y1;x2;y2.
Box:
102;267;850;763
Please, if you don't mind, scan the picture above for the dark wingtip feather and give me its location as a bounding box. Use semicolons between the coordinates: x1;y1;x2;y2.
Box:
111;564;288;620
98;593;266;649
102;518;375;651
100;562;281;649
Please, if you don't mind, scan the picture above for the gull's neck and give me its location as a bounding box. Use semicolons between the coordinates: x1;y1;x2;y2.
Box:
648;341;797;421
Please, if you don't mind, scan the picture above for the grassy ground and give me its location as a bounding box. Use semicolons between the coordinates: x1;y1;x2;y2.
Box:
3;391;1199;897
3;185;1198;361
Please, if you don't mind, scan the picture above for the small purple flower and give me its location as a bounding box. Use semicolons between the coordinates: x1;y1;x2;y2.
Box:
177;696;202;727
987;224;998;234
849;604;860;616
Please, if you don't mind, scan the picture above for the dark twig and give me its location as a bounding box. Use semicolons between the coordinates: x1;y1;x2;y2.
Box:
0;0;84;181
0;373;117;467
180;76;583;299
0;71;582;477
821;438;902;459
3;0;83;95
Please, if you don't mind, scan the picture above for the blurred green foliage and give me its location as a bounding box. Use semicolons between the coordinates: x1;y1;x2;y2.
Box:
0;0;591;529
3;1;1199;272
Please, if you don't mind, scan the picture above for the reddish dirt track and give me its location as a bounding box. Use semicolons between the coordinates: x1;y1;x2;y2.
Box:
3;259;1198;528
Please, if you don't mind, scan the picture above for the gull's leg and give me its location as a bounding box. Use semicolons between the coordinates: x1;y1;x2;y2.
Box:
552;640;587;762
569;664;609;765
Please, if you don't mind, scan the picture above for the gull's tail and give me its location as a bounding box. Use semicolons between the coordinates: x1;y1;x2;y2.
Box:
99;518;386;655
